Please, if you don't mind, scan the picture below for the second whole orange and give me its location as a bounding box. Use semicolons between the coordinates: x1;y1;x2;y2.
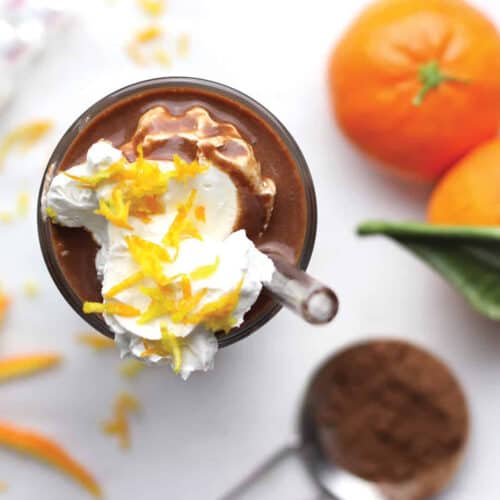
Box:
428;138;500;225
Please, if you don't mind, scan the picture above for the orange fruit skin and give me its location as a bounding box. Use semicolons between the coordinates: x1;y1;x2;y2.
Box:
428;138;500;225
329;0;500;182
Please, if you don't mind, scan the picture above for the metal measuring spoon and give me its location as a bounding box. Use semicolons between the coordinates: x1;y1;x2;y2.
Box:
219;396;385;500
221;340;468;500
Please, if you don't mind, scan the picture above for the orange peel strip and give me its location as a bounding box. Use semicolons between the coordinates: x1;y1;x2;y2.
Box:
77;333;115;351
0;120;53;168
176;33;190;58
135;25;163;43
190;256;220;280
0;420;101;498
137;0;166;16
194;205;206;222
153;47;172;68
104;271;144;299
0;354;61;383
0;293;10;323
120;359;146;379
17;191;29;217
83;301;140;317
102;393;140;449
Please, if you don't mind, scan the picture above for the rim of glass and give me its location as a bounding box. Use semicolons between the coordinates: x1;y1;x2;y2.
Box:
37;77;317;348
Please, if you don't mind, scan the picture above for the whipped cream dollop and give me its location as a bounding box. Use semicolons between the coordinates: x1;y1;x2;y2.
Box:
46;139;274;379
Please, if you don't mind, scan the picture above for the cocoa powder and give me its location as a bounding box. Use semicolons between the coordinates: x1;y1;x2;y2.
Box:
306;340;468;484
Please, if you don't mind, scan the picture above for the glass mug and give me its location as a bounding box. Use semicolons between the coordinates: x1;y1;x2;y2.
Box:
37;77;318;348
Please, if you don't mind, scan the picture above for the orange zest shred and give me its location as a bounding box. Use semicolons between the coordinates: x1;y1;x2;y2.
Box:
186;278;244;333
176;33;190;58
102;393;140;450
65;159;126;188
0;292;10;323
162;189;202;255
46;206;58;220
120;359;146;379
77;333;115;351
194;205;206;222
0;120;53;168
160;324;182;373
138;285;206;324
137;0;166;16
135;24;163;43
94;188;132;229
172;154;209;183
104;271;144;299
0;420;101;498
0;212;13;224
125;145;169;220
140;330;183;374
0;354;61;383
23;280;39;298
83;301;140;317
189;256;220;281
126;41;146;65
126;235;172;283
17;191;29;217
0;481;6;493
153;47;172;67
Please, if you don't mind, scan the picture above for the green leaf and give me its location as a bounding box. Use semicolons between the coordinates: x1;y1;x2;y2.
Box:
357;221;500;320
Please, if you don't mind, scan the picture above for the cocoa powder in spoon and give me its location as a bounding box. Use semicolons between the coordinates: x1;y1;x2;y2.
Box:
306;340;468;496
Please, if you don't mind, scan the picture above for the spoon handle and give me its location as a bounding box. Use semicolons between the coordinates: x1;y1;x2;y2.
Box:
218;444;304;500
264;254;339;324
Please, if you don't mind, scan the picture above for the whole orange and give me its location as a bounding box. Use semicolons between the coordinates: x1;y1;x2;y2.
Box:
329;0;500;182
428;138;500;225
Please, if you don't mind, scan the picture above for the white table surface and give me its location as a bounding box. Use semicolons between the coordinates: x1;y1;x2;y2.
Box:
1;1;499;499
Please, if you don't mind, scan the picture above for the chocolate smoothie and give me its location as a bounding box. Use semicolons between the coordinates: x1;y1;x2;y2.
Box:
47;84;310;333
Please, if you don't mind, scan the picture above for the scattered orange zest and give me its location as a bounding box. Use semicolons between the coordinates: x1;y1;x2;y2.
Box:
94;188;132;229
134;25;163;43
186;278;244;333
160;324;183;373
138;285;207;324
0;420;101;497
137;0;166;17
176;33;190;58
65;159;126;188
0;293;10;323
23;280;39;298
0;354;61;383
46;206;58;220
126;235;172;283
162;189;202;254
141;333;184;374
83;301;140;317
17;191;29;217
77;333;115;351
0;120;53;169
194;205;206;222
126;42;146;65
190;256;220;280
102;393;140;449
153;47;171;67
172;155;208;183
120;359;146;379
0;212;13;224
104;271;144;299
